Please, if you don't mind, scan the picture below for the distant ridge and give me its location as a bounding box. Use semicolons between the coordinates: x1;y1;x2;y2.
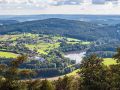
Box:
0;18;120;41
0;14;120;25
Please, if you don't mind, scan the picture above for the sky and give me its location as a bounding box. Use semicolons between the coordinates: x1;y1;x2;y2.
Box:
0;0;120;15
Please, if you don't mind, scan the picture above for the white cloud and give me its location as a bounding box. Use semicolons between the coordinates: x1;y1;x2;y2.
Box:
0;0;120;15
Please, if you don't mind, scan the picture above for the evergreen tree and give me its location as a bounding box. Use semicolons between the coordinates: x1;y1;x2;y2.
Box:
80;54;109;90
109;48;120;89
0;55;33;90
55;76;73;90
113;48;120;63
40;79;55;90
27;79;42;90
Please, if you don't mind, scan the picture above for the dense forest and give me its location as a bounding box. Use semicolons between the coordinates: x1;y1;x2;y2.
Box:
0;48;120;90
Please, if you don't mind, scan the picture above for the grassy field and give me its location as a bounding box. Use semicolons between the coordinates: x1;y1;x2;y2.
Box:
0;51;18;58
67;38;81;41
81;42;91;45
25;42;60;55
67;38;91;45
103;58;117;66
66;69;80;76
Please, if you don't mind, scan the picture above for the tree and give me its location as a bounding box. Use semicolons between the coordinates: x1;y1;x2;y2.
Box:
109;48;120;89
108;64;120;89
0;55;35;90
27;79;42;90
40;79;55;90
80;54;110;90
113;48;120;63
55;76;73;90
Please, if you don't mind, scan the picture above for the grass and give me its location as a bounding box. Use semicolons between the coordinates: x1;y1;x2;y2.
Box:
67;41;79;44
67;41;91;45
103;58;117;66
0;33;39;41
67;38;91;45
25;42;60;55
66;69;80;76
67;38;81;42
81;42;91;45
38;43;60;54
0;51;18;58
66;58;117;76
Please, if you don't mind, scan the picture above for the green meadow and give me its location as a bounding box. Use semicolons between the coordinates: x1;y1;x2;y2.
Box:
103;58;117;66
0;51;18;58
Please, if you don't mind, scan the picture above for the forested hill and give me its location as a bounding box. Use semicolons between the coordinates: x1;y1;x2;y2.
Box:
0;20;19;25
0;18;120;41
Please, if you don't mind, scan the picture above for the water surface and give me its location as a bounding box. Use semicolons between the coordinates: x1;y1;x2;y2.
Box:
64;51;86;64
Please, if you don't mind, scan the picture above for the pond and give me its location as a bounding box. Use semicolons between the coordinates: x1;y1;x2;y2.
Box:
64;51;86;64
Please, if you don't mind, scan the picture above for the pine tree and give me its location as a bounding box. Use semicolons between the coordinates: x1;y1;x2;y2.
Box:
40;79;55;90
0;55;31;90
113;48;120;63
55;76;73;90
80;54;109;90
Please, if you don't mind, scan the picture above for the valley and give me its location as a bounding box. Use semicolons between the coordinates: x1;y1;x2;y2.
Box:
0;32;117;78
0;15;120;90
0;33;90;78
0;17;119;78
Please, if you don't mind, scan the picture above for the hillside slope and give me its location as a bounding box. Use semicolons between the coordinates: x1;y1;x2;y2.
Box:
0;18;119;41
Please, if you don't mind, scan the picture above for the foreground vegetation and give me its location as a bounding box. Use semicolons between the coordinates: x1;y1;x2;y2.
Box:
0;48;120;90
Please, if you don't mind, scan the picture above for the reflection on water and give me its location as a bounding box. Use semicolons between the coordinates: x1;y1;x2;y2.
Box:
64;52;86;64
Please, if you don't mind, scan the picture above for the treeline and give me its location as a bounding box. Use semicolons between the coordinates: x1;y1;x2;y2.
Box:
86;40;120;58
1;48;120;90
59;42;87;52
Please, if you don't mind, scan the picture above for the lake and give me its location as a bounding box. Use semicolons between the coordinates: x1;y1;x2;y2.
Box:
64;51;86;64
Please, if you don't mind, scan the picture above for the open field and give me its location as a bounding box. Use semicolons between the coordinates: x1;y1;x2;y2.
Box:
25;42;60;55
67;38;91;45
103;58;117;66
66;69;80;76
0;51;18;58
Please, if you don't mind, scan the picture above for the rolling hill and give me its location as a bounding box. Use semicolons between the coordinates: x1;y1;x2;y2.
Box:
0;20;19;25
0;18;120;41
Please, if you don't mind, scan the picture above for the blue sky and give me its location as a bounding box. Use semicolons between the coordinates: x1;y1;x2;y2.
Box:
0;0;120;15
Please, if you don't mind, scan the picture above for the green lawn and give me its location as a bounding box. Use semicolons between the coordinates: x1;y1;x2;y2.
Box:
67;38;91;45
26;42;60;55
103;58;117;66
66;69;80;76
0;51;18;58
